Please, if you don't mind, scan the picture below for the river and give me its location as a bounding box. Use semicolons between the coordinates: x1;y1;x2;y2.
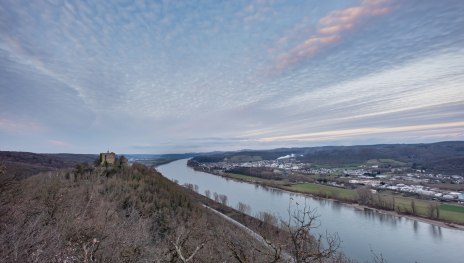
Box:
157;159;462;263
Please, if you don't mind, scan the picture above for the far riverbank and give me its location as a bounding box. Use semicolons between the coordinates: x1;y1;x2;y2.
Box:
190;165;464;231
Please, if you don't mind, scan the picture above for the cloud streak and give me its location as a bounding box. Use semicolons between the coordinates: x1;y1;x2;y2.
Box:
48;139;71;147
258;121;464;143
0;117;45;134
1;0;463;153
274;0;394;71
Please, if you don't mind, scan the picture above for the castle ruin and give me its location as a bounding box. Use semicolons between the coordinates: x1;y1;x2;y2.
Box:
99;151;116;165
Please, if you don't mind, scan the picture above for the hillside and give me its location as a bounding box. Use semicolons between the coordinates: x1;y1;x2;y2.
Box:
0;151;98;179
0;160;348;262
0;162;256;262
191;141;464;174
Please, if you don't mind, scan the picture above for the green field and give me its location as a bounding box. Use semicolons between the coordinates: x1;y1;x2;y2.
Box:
440;203;464;213
439;204;464;223
224;173;286;185
284;183;357;200
386;195;433;215
370;194;464;224
222;172;464;224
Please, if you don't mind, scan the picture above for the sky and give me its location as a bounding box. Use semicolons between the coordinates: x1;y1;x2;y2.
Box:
1;0;463;154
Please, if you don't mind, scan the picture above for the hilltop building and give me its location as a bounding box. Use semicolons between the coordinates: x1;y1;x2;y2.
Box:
100;151;116;165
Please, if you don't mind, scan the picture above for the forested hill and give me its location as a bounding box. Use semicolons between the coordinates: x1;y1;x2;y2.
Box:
0;162;214;262
0;156;349;262
0;151;97;179
191;141;464;174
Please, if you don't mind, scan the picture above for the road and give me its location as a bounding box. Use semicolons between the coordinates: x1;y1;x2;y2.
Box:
203;205;294;262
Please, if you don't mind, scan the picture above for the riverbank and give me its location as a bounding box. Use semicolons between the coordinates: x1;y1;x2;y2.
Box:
347;203;464;231
159;159;464;263
131;157;183;167
191;166;464;231
179;181;294;248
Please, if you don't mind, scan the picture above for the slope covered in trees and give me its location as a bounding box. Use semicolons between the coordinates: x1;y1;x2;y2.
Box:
0;161;349;262
0;151;97;179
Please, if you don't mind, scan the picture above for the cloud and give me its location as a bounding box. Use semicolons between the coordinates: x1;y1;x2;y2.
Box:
233;47;464;149
1;0;463;153
258;121;464;143
48;140;71;147
0;35;90;105
274;0;394;72
0;117;45;134
269;49;464;119
240;0;279;26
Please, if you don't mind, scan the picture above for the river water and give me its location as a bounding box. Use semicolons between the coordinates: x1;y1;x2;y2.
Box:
157;159;462;263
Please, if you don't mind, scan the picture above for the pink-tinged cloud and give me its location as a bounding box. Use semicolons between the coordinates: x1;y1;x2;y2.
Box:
48;140;71;147
274;0;394;71
0;117;45;133
257;121;464;142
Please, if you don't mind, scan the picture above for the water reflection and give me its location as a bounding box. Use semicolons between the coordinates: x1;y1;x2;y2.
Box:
429;225;443;239
331;200;342;212
413;220;419;233
289;192;305;200
352;208;400;228
318;198;330;208
157;159;463;263
269;188;283;195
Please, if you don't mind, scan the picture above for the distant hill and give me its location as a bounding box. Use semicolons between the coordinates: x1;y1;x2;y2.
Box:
0;151;225;179
126;152;225;167
0;151;98;179
191;141;464;175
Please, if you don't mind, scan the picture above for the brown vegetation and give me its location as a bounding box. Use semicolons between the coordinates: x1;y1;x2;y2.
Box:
0;161;354;263
0;151;97;179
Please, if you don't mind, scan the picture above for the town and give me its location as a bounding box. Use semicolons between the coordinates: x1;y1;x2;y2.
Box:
191;154;464;203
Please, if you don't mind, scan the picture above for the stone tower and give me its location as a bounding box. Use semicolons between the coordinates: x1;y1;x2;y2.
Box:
99;150;116;165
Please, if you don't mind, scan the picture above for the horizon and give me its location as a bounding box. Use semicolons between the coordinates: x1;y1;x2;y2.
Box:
1;0;464;153
2;140;463;155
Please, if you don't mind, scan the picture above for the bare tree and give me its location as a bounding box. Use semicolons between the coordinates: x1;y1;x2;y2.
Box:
183;183;194;191
160;213;227;263
427;203;440;219
356;188;372;205
220;213;285;263
257;211;278;227
436;203;440;219
219;194;228;206
204;190;211;199
281;199;341;263
0;162;15;193
170;226;206;263
371;248;388;263
236;202;251;214
411;199;416;215
0;162;5;176
228;198;343;263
